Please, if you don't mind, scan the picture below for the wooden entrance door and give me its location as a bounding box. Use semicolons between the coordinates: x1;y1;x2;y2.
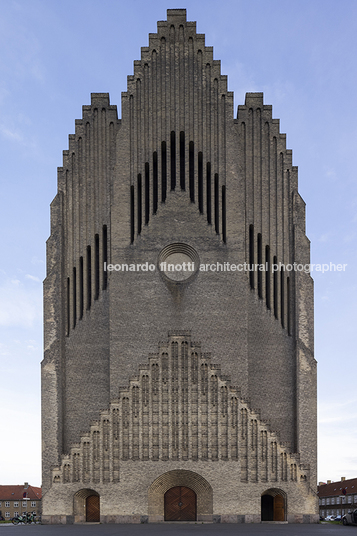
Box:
164;486;196;521
261;494;274;521
86;495;100;522
273;494;285;521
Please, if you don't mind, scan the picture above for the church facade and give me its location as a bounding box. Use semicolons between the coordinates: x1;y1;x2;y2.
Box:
41;9;318;524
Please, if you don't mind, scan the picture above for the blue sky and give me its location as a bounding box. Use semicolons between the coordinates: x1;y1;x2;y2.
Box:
0;0;356;487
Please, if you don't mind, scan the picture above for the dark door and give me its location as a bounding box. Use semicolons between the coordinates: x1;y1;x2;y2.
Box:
164;486;196;521
261;495;274;521
86;495;100;522
273;494;285;521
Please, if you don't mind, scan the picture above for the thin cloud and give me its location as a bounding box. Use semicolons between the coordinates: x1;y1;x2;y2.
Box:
0;120;38;150
0;278;42;328
0;124;24;142
25;274;41;283
318;233;333;243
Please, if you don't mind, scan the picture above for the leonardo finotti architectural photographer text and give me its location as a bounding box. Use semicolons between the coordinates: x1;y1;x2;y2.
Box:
104;261;347;274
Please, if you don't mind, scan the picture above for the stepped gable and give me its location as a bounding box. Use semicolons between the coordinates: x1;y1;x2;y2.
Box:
52;332;306;486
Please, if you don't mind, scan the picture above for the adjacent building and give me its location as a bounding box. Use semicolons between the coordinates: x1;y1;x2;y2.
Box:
0;484;41;520
318;477;357;519
41;9;318;524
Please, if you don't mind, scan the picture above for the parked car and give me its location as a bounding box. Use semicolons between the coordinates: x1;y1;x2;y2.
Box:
325;515;336;521
342;509;357;526
334;515;342;522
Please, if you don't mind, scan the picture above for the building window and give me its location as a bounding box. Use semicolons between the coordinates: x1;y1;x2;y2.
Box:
326;498;330;505
86;245;92;309
321;510;325;517
79;256;84;318
348;496;352;503
153;152;158;214
257;233;262;298
331;497;335;505
354;495;357;503
31;501;36;507
66;277;70;335
336;497;340;504
249;225;254;289
102;226;107;290
14;512;19;517
189;139;195;202
22;501;27;507
5;501;10;507
14;502;19;507
73;266;77;327
273;255;278;318
322;498;325;505
5;512;10;518
145;161;150;224
94;234;99;300
137;174;142;234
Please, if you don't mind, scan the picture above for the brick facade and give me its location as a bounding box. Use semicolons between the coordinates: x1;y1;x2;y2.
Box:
41;9;318;524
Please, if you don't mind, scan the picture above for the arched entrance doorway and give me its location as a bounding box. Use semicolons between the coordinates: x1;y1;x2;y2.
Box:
148;469;212;519
261;489;286;521
73;489;100;523
164;486;196;521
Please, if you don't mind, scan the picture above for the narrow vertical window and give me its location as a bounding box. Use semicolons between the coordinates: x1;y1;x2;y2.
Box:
249;225;254;289
257;234;262;298
87;246;92;310
67;277;70;336
280;270;285;328
287;277;291;335
153;152;158;214
102;225;108;290
73;267;77;328
137;174;142;235
130;186;134;243
170;131;176;190
145;162;149;225
161;141;167;202
189;141;194;202
79;256;84;319
206;162;211;224
198;152;203;213
95;234;99;300
265;245;270;309
222;185;226;243
180;131;185;190
214;174;219;234
273;255;278;319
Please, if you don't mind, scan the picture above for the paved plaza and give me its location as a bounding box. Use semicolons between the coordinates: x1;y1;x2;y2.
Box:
0;523;351;536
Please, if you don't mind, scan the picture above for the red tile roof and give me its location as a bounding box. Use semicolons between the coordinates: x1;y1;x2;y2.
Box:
318;478;357;497
0;485;42;501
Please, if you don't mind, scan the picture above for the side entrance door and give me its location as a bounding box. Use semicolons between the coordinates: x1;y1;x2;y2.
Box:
86;495;100;522
164;486;196;521
273;494;285;521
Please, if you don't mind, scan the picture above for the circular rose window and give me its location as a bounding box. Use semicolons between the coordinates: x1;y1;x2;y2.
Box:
158;243;199;282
